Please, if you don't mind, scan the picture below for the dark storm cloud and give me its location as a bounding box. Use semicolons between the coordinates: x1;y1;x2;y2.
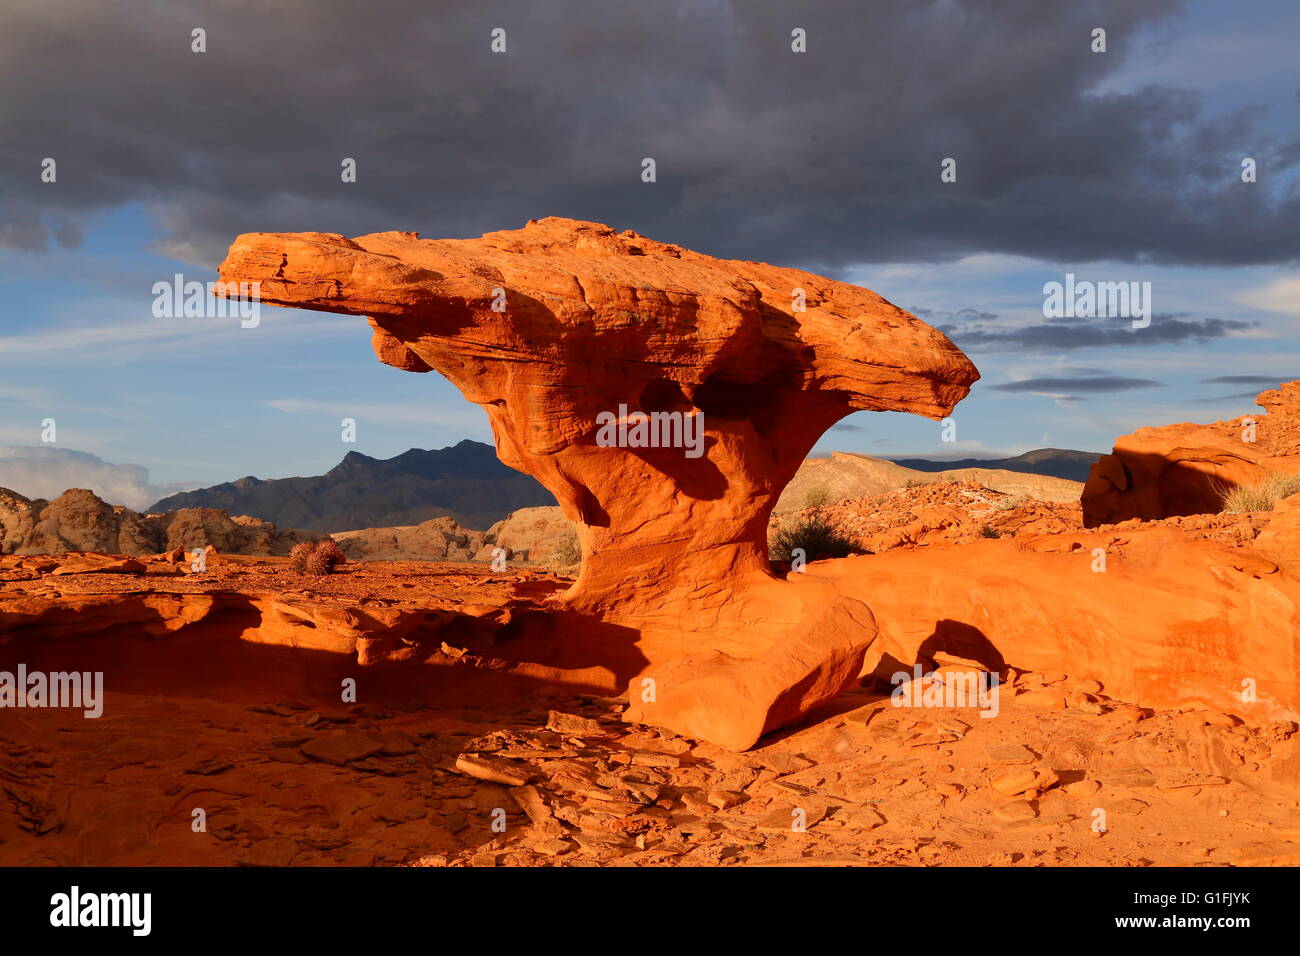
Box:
1195;375;1292;403
991;375;1162;393
1201;375;1291;386
941;314;1251;351
3;0;1298;269
1194;390;1264;402
913;307;1000;323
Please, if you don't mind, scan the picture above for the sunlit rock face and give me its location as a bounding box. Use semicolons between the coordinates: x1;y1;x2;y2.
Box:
1082;382;1300;527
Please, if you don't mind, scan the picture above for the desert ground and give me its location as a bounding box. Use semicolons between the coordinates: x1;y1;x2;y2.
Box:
3;219;1298;868
2;556;1297;868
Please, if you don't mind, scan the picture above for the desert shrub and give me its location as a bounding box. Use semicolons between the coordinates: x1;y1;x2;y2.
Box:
549;534;582;568
288;541;315;571
303;539;347;575
770;512;857;562
802;485;834;509
1220;473;1300;514
980;525;1000;539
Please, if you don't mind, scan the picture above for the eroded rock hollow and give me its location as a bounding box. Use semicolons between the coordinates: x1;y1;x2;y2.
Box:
219;218;979;749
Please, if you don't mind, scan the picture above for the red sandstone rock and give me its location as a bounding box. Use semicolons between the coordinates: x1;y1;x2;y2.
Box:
212;221;1300;748
822;523;1300;722
479;506;579;567
1256;494;1300;561
1081;381;1300;526
218;218;980;749
0;487;39;553
50;554;147;575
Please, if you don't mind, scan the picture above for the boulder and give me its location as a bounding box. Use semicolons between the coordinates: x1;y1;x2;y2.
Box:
0;487;39;553
0;486;322;557
26;488;121;553
481;506;575;565
331;515;485;562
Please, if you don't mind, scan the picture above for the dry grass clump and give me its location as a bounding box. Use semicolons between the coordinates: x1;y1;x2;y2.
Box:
1219;473;1300;514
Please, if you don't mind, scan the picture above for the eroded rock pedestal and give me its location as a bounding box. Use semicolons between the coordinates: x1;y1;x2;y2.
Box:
212;222;1300;747
218;218;978;748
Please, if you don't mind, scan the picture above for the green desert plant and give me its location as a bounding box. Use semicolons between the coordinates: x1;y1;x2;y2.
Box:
980;525;1000;539
801;485;834;509
770;512;857;563
1219;472;1300;514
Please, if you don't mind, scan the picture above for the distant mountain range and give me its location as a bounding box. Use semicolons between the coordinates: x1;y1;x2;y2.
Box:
147;442;1099;535
148;440;556;532
887;448;1101;483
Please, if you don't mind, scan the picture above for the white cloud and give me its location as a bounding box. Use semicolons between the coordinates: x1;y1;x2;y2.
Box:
0;445;199;510
0;306;358;366
0;383;52;406
1234;277;1300;316
264;397;486;428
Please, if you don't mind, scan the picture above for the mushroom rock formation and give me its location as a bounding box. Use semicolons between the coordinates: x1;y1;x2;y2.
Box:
1082;382;1300;527
218;218;979;749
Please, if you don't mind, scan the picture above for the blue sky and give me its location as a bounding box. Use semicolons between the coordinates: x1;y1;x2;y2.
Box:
0;204;490;485
0;0;1297;499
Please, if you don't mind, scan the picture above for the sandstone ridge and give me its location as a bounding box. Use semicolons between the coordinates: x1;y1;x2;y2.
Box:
1082;381;1300;526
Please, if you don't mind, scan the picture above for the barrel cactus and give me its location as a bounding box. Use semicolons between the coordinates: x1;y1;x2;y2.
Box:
305;539;347;575
288;541;315;571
